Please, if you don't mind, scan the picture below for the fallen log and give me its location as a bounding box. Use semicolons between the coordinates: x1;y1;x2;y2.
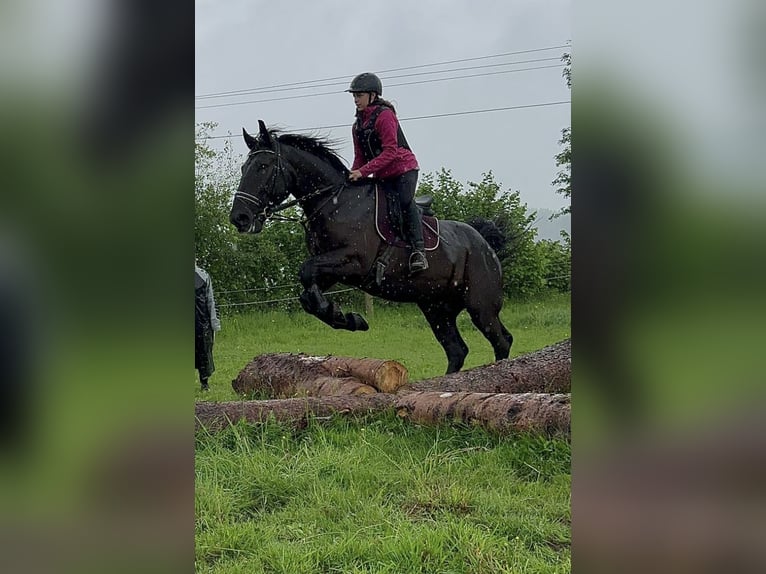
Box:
195;392;570;436
403;339;571;394
232;353;408;397
206;341;572;435
396;391;570;436
195;395;397;432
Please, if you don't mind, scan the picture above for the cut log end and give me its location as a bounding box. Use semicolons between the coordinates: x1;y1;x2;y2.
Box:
371;361;409;393
321;356;409;393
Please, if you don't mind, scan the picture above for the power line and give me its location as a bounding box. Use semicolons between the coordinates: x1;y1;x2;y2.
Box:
386;64;564;90
195;43;570;100
196;56;563;100
195;63;565;110
379;101;571;122
197;100;571;141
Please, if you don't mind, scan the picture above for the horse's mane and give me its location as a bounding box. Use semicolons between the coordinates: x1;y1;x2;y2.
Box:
272;130;349;175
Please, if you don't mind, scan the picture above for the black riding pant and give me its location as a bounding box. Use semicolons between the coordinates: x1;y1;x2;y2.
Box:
382;169;424;250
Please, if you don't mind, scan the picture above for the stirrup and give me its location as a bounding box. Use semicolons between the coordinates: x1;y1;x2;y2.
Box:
409;251;428;273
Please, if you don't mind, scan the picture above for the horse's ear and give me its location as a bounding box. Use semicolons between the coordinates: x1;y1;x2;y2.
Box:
243;127;258;150
258;119;272;146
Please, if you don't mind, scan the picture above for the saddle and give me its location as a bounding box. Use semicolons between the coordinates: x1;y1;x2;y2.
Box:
374;186;440;251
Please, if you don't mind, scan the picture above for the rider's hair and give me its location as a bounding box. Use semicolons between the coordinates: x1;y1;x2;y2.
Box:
371;94;397;115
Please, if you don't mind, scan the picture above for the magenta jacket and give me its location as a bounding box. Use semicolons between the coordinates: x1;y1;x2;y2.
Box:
351;105;419;179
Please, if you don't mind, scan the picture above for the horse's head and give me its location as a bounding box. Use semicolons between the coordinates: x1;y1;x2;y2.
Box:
229;120;291;234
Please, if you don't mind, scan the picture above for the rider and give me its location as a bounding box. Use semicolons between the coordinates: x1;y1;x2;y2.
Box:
346;72;428;273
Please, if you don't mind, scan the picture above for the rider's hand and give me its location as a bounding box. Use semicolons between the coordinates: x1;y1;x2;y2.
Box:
348;170;363;182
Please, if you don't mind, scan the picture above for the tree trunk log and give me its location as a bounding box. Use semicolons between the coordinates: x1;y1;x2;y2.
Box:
202;340;572;436
196;392;570;436
232;353;408;397
195;395;397;432
395;391;570;436
404;339;570;394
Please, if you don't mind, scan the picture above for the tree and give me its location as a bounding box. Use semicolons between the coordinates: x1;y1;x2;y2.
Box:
195;123;243;290
418;169;545;298
544;50;572;293
552;52;571;218
195;124;309;307
537;236;571;292
417;168;465;219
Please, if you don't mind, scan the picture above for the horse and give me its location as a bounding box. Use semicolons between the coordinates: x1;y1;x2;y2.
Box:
229;120;513;374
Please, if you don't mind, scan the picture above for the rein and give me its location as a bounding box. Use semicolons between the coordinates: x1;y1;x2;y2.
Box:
266;182;346;227
270;182;343;216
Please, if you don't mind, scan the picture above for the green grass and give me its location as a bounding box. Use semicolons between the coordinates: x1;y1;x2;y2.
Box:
195;292;571;573
196;415;571;573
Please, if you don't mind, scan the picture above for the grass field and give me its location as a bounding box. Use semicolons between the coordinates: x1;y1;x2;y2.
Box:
195;292;571;573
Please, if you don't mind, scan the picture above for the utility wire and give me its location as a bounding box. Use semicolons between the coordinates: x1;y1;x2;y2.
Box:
197;100;571;141
196;56;562;100
196;63;565;110
196;43;570;99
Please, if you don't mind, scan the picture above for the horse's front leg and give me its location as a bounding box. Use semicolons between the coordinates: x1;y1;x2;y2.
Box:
298;250;369;332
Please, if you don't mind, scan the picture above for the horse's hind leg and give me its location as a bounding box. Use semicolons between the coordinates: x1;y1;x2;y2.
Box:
418;301;468;374
466;299;513;362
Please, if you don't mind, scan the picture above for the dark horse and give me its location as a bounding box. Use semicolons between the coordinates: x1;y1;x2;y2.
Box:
229;120;513;373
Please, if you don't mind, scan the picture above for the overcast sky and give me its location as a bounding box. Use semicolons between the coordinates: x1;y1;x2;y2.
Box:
195;0;571;211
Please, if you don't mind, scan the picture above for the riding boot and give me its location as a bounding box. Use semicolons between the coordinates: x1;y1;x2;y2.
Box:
404;203;428;273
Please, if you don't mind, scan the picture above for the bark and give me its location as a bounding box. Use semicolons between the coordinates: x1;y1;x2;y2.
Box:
232;353;408;397
395;391;570;436
195;395;397;432
196;392;570;436
404;339;570;394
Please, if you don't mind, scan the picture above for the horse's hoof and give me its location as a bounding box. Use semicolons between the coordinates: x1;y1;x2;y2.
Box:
348;313;369;331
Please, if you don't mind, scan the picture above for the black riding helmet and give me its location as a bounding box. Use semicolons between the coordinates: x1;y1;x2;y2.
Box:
346;72;382;95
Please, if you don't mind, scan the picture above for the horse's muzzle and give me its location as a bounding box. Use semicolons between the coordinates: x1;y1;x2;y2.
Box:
230;211;263;234
248;218;264;234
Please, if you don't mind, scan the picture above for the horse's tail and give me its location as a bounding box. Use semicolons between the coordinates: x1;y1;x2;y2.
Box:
467;217;507;254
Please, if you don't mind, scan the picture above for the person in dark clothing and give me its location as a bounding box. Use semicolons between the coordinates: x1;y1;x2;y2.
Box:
346;72;428;273
194;263;220;391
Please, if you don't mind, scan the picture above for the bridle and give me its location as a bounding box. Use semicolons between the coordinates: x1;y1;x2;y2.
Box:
233;138;345;230
234;139;289;229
